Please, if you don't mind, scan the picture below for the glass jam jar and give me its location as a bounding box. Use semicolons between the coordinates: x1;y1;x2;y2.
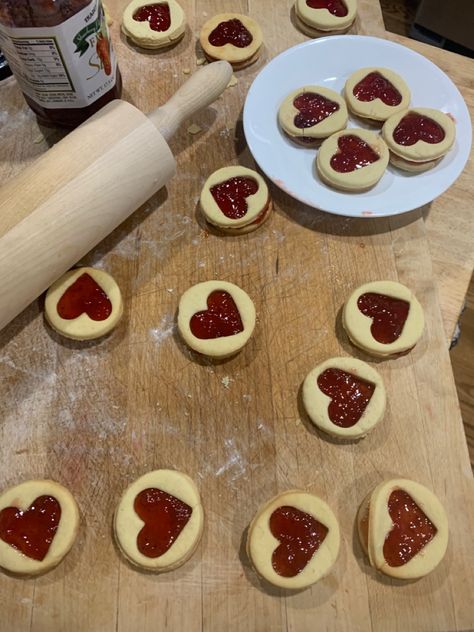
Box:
0;0;122;127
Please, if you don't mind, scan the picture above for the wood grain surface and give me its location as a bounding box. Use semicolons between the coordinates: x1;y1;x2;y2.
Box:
0;1;473;631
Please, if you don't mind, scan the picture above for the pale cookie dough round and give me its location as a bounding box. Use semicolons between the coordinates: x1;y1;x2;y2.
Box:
342;280;424;357
295;0;357;34
200;166;271;233
199;13;263;69
278;86;348;145
122;0;185;49
45;267;123;341
177;280;256;358
0;480;79;576
344;67;410;122
382;107;456;173
357;478;448;580
302;357;386;439
114;469;203;571
316;129;389;191
247;490;340;589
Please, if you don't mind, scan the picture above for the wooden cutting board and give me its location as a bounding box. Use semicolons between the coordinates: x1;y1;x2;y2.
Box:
0;1;473;631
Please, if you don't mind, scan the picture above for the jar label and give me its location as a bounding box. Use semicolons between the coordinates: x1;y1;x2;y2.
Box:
0;1;117;109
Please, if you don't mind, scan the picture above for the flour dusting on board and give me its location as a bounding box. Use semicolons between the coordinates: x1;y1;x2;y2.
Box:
215;438;246;482
149;314;176;347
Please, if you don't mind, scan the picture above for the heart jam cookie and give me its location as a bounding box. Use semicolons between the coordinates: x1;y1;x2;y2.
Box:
382;107;456;173
177;280;256;358
45;267;123;341
200;166;272;233
278;86;348;146
344;67;410;123
302;357;386;439
357;478;448;579
0;480;79;575
199;13;263;69
342;280;424;357
247;490;340;589
114;469;203;571
295;0;357;36
316;129;389;191
122;0;185;49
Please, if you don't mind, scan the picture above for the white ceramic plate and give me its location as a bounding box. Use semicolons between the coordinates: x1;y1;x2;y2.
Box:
243;35;471;218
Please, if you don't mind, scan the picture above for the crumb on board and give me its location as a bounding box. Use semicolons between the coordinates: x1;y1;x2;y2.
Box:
221;376;234;389
227;75;238;88
33;135;44;144
188;123;202;135
182;67;190;74
196;57;206;66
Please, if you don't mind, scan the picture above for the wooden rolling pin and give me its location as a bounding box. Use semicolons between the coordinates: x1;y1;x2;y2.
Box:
0;60;232;332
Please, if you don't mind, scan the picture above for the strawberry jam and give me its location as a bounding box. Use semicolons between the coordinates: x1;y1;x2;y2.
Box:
133;3;171;31
353;71;402;106
393;112;445;146
293;92;340;128
357;292;410;344
383;489;437;567
134;488;192;558
57;273;112;321
0;496;61;561
208;18;253;48
330;135;379;173
306;0;348;17
270;506;328;577
317;368;375;427
210;177;259;219
190;291;244;339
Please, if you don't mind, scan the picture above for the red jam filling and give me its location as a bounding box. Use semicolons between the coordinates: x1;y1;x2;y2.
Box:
134;488;192;558
270;506;328;577
190;290;244;339
132;3;171;32
306;0;348;17
393;112;446;146
0;495;61;561
353;71;402;106
210;177;258;219
330;135;379;173
383;489;437;567
57;273;112;321
317;368;375;427
357;292;410;344
293;92;340;129
208;19;253;48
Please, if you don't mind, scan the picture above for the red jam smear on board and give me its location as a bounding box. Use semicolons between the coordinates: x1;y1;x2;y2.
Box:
270;506;328;577
133;3;171;31
330;135;379;173
352;71;402;106
57;273;112;321
383;489;437;567
393;112;445;146
134;488;192;558
0;496;61;561
293;92;340;129
210;177;259;219
357;292;410;344
208;18;253;48
190;291;244;339
305;0;348;17
317;368;375;427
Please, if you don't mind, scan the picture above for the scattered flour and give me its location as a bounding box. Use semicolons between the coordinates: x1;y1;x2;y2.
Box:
149;314;176;347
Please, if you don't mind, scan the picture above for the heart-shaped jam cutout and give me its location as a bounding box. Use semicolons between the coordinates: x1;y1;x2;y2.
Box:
270;506;328;577
57;273;112;321
293;92;340;129
317;368;375;427
208;18;252;48
357;292;410;344
393;112;445;146
133;3;171;32
134;488;192;558
383;489;437;567
306;0;348;17
190;290;244;339
353;71;402;106
0;496;61;561
210;177;258;219
330;134;380;173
